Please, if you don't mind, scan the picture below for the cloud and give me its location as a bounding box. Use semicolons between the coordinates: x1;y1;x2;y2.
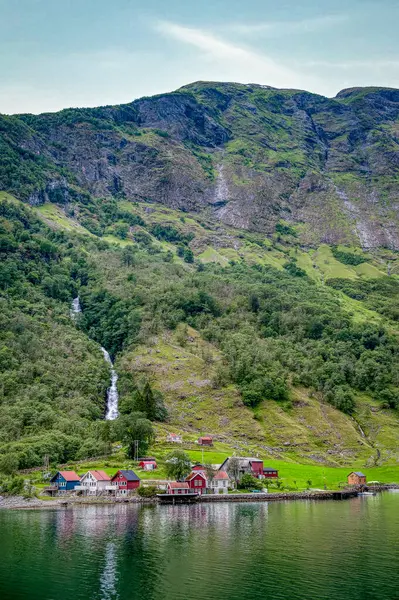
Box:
223;15;348;37
155;21;321;93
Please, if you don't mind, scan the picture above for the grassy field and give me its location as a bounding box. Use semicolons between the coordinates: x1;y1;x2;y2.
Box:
28;443;399;493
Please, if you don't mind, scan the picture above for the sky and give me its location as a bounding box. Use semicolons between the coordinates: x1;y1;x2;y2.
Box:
0;0;398;114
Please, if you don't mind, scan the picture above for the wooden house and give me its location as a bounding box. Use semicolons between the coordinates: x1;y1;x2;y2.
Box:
77;470;111;495
185;471;207;495
111;470;140;495
49;471;80;494
138;459;157;471
166;433;183;443
210;470;229;494
220;457;264;479
263;467;279;479
347;471;366;486
198;436;213;446
167;482;190;495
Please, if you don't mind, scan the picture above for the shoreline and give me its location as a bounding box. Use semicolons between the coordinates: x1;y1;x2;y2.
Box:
1;485;397;511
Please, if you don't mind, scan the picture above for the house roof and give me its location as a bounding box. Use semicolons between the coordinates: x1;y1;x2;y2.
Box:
220;457;263;470
168;481;190;489
186;472;207;482
89;470;111;481
263;467;278;471
113;470;140;482
199;436;213;440
214;471;229;480
51;471;80;482
140;460;157;464
192;464;206;470
350;471;366;477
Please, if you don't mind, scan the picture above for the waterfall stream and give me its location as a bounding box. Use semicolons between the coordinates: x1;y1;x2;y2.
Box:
71;297;119;421
101;347;119;421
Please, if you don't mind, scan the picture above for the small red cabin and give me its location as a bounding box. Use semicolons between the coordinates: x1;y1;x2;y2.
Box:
138;459;157;471
186;472;207;495
167;482;190;495
111;470;140;495
263;467;279;479
198;436;213;446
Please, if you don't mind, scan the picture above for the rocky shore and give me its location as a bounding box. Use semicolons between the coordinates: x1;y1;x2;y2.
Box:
1;486;397;510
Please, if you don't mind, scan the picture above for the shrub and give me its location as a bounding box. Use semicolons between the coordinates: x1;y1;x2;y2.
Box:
237;473;262;490
137;485;158;497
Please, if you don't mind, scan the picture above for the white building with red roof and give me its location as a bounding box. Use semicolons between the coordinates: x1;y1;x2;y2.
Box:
77;470;111;495
210;471;230;494
166;433;183;443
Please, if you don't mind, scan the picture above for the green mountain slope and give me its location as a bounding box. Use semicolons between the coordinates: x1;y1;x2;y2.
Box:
1;82;399;248
0;82;399;474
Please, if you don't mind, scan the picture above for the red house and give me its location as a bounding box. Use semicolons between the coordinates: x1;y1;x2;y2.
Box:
186;471;207;495
192;464;206;472
263;467;279;478
138;459;157;471
167;482;190;495
111;470;140;495
198;436;213;446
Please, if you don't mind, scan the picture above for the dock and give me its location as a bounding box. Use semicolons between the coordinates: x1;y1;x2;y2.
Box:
157;493;199;504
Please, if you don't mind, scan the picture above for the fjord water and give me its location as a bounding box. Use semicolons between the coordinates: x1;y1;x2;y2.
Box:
0;494;398;600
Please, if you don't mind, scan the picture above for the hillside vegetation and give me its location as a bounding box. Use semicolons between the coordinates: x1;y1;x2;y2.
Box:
0;191;398;471
0;82;399;474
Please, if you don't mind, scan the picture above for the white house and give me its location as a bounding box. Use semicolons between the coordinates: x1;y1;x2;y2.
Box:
76;470;111;495
210;470;229;494
167;433;183;443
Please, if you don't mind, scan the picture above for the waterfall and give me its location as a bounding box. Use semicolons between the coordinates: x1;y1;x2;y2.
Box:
70;296;82;319
71;297;119;420
101;347;119;421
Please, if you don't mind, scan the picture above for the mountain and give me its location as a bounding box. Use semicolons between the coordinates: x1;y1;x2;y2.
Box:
0;83;399;473
1;82;399;248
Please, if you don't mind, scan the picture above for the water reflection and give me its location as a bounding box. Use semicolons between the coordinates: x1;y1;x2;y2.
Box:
0;497;398;600
99;543;119;600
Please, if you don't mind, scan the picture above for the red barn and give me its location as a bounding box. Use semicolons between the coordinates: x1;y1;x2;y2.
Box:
263;467;279;479
167;482;190;495
186;471;207;495
111;470;140;495
198;436;213;446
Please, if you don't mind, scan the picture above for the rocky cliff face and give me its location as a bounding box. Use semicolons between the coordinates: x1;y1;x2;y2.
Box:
1;82;399;248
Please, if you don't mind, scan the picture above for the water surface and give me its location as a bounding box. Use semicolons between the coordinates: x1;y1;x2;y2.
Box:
0;493;398;600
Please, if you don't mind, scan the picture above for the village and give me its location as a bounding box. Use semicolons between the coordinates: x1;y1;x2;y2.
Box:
43;434;371;502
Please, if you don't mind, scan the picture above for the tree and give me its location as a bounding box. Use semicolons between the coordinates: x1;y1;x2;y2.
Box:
121;247;135;267
0;453;19;476
205;463;216;486
183;247;194;263
165;450;191;481
226;457;241;484
114;412;155;459
120;380;168;422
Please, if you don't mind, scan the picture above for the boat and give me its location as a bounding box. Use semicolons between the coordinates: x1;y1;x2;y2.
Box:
358;492;376;496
